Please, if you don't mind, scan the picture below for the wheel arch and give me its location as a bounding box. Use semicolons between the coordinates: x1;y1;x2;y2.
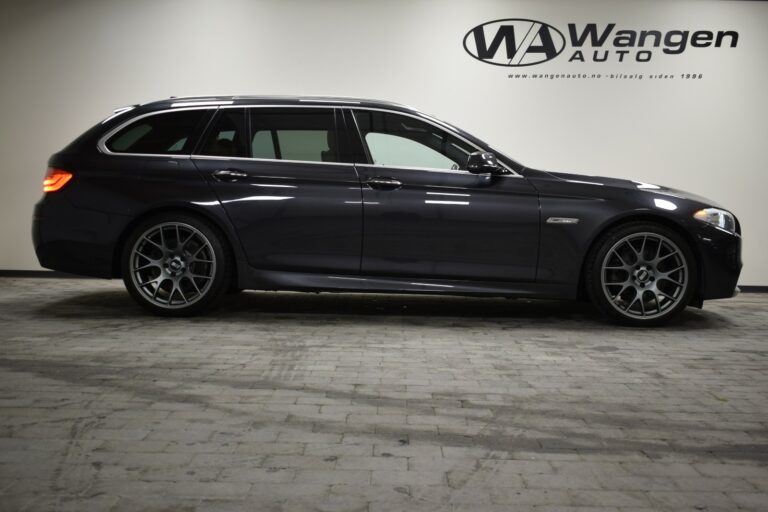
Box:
577;213;703;305
111;204;243;288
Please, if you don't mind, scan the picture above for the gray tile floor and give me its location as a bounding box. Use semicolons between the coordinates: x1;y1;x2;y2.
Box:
0;277;766;511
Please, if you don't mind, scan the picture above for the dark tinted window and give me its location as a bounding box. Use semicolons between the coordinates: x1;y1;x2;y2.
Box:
353;110;474;170
250;108;338;163
106;109;207;154
198;109;249;157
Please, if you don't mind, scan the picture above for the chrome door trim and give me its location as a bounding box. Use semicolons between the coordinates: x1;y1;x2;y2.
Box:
191;154;356;168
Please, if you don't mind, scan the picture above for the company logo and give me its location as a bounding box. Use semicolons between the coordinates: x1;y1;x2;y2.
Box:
464;20;739;66
463;19;566;67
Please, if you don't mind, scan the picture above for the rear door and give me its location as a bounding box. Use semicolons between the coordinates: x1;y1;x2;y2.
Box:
192;106;363;274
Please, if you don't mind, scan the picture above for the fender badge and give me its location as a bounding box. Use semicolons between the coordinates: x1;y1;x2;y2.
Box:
547;217;580;224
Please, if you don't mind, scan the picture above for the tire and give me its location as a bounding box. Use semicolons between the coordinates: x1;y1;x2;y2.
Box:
584;221;697;326
121;212;232;316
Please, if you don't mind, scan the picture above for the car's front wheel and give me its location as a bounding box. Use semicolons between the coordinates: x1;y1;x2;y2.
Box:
585;222;697;326
121;213;232;316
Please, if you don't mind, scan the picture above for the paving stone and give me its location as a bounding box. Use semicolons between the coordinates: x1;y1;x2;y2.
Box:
0;278;766;510
646;490;738;510
165;480;252;498
293;469;371;485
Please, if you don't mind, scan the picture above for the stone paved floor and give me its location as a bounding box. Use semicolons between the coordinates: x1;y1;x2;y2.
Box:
0;277;766;512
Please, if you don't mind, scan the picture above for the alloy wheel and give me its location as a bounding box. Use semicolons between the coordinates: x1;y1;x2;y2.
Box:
600;232;688;319
129;222;216;309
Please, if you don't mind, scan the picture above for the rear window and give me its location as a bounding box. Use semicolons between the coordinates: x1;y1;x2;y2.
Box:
105;109;207;154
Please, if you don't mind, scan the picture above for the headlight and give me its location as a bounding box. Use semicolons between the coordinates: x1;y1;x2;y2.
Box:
693;208;736;234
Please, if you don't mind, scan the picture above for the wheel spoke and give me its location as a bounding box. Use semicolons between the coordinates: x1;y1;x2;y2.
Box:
134;259;161;271
657;289;676;301
167;284;178;304
652;292;662;313
152;278;169;300
174;281;188;304
143;237;163;251
654;251;679;265
138;276;160;287
612;284;629;300
659;265;685;277
659;277;684;287
186;276;202;295
180;231;195;249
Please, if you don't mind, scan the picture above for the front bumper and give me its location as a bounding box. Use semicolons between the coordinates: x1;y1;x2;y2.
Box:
693;223;742;301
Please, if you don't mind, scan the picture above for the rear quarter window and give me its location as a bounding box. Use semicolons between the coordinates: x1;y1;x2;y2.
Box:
105;109;208;154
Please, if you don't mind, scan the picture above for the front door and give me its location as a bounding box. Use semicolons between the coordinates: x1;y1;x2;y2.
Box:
349;109;539;281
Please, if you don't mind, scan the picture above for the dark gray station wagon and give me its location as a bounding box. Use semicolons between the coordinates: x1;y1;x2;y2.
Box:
33;96;742;325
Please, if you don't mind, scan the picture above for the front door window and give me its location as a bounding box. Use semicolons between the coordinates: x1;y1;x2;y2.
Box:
353;110;473;170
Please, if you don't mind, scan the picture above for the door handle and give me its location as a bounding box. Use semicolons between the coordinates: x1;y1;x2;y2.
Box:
212;169;249;181
365;176;402;190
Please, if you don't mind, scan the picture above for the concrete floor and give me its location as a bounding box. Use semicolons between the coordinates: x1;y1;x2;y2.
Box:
0;277;766;512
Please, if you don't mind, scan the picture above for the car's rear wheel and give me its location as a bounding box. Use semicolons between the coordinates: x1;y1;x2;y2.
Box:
585;222;697;326
121;213;231;316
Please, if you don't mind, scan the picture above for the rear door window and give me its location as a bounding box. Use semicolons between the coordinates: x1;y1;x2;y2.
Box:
198;109;249;157
250;108;339;163
105;109;207;154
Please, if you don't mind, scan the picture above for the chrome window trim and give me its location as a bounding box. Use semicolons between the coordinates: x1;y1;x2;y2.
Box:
354;163;512;176
96;103;520;178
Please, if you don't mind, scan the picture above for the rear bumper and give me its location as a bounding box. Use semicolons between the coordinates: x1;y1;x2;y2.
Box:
693;224;742;301
33;195;128;278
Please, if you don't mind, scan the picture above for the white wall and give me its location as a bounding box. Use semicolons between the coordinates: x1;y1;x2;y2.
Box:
1;0;766;284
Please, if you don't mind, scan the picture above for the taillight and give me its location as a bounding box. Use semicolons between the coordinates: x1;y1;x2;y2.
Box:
43;168;73;193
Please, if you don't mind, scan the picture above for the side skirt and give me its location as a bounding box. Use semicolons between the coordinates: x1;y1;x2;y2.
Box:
240;268;576;300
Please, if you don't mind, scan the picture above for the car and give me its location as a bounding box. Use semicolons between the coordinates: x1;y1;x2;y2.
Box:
33;95;742;325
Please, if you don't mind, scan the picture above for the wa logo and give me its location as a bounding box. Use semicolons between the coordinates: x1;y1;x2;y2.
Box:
463;19;566;66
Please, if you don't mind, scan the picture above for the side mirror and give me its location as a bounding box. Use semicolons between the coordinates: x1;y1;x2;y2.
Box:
466;151;501;174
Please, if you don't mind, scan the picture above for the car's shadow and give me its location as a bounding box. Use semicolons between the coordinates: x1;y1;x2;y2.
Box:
36;287;731;331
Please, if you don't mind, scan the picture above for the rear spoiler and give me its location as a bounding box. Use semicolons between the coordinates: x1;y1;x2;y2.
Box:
101;105;138;124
